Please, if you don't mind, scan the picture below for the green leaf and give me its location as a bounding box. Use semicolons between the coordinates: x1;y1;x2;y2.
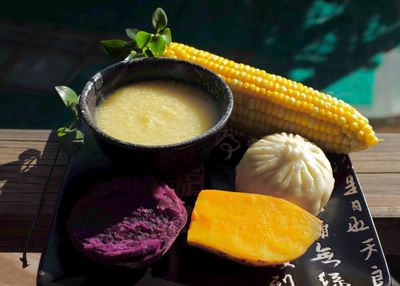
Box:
73;129;85;143
136;31;152;49
148;35;166;57
57;126;75;137
57;127;68;138
125;28;139;40
57;127;84;143
152;8;167;32
55;86;79;117
100;39;133;59
160;28;172;45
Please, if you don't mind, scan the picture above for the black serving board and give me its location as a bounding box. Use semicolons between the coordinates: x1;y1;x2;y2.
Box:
38;129;391;286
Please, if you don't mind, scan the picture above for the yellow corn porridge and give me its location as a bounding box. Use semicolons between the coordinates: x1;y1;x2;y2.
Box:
94;80;218;146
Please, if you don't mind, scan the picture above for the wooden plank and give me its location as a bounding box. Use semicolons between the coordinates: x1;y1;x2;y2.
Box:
0;129;55;141
351;152;400;162
0;214;53;251
0;193;57;216
351;160;400;173
0;165;66;180
0;155;68;166
358;173;400;218
358;173;400;195
0;130;68;257
0;182;61;194
0;140;57;149
0;131;69;168
0;148;69;165
0;151;68;163
348;133;400;219
0;169;65;189
350;133;400;173
0;193;58;215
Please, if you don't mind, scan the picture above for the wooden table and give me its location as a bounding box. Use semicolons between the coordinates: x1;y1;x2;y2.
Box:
0;129;399;285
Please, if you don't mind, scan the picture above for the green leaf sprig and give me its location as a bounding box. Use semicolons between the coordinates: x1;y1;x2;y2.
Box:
21;86;83;268
101;7;172;60
55;86;84;143
54;8;171;145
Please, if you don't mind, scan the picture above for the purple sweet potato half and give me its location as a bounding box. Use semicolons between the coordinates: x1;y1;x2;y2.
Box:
66;176;187;268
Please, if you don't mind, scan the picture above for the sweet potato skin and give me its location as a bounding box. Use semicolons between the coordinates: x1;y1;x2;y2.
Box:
187;190;322;266
67;176;187;268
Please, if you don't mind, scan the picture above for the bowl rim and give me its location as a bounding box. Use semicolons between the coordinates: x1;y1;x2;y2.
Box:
79;57;234;151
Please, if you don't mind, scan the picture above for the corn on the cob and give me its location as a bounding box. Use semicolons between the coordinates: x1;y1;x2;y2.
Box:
163;42;379;154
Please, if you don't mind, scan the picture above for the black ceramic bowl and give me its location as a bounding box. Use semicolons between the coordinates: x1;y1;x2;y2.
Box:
80;57;233;175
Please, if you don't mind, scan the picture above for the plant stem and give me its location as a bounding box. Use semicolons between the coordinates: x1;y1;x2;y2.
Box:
20;142;62;268
68;119;78;130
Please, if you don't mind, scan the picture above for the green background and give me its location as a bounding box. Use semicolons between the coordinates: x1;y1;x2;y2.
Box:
1;0;399;128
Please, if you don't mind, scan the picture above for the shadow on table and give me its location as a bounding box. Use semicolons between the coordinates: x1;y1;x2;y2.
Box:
0;132;64;254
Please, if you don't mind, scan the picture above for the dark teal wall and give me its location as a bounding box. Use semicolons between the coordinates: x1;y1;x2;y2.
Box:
1;0;399;128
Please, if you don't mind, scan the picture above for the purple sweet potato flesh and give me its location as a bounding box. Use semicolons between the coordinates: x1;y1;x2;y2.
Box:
67;176;187;267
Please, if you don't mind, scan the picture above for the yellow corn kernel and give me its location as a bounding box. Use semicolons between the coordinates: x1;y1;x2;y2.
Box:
164;42;379;154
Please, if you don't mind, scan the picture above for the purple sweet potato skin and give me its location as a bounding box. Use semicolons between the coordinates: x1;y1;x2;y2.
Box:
67;176;187;267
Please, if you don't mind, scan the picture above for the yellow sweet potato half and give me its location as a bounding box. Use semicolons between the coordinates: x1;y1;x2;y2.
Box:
187;190;322;266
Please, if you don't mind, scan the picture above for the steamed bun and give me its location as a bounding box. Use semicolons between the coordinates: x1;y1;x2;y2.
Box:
235;133;334;215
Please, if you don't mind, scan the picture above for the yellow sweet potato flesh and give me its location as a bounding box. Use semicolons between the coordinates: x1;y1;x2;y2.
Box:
187;190;322;266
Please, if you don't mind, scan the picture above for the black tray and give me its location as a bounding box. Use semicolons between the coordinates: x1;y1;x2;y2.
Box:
37;130;391;286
